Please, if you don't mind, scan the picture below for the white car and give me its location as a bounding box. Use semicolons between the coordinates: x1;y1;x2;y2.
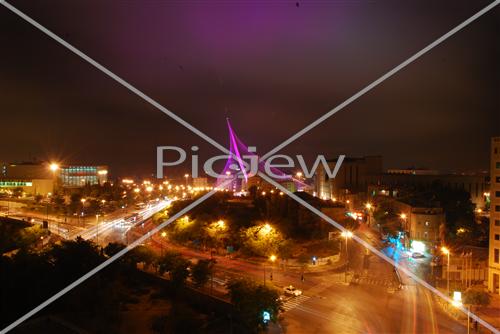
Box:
284;285;302;297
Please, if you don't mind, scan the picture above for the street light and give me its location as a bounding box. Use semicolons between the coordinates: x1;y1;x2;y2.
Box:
160;231;167;255
269;254;277;281
441;246;451;296
260;223;272;235
95;214;100;244
341;230;353;283
365;203;373;226
216;220;225;229
184;173;189;187
49;163;59;172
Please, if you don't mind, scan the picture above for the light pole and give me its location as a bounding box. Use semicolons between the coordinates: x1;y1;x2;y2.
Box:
365;203;372;226
269;254;277;281
400;213;408;249
80;198;86;221
341;231;353;283
184;173;189;187
160;231;167;256
441;246;450;296
49;162;59;188
95;214;100;245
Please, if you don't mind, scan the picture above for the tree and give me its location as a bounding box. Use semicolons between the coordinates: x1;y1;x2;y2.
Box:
227;278;282;332
277;239;295;260
241;223;284;257
463;286;491;309
191;259;215;287
157;251;191;286
104;242;126;257
48;237;104;281
126;245;157;270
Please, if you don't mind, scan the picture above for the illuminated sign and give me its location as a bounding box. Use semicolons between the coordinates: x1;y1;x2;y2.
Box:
0;181;33;187
410;240;426;254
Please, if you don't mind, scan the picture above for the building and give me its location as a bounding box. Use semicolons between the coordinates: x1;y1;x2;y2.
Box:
0;162;54;196
192;177;209;189
488;136;500;295
386;168;441;176
58;165;108;187
369;171;489;209
371;195;445;250
315;156;383;201
441;246;488;285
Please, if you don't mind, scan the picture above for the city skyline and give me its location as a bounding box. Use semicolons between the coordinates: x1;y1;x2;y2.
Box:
1;1;499;333
0;0;498;176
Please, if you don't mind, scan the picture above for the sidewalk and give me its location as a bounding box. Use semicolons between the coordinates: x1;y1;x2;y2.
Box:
475;293;500;331
433;285;500;333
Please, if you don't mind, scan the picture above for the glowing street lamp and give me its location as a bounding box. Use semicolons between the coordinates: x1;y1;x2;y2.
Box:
441;246;451;296
341;230;353;283
49;163;59;172
261;223;272;235
365;203;373;226
184;173;189;187
268;254;277;281
216;220;225;229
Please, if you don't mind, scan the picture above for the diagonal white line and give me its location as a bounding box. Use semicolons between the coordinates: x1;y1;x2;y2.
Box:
260;0;500;161
0;178;233;334
256;171;500;334
0;0;231;157
2;0;498;332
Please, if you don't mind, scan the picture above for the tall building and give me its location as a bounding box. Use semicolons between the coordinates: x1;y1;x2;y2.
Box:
315;156;383;200
488;136;500;295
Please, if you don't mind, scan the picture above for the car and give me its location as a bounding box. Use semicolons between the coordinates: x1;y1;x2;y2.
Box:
411;252;425;259
284;285;302;297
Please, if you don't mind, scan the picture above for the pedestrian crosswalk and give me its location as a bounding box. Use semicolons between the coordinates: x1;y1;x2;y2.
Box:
357;276;395;287
282;295;310;312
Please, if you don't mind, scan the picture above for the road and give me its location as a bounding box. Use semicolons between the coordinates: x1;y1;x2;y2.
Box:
6;197;467;333
136;220;466;333
3;198;171;246
281;224;466;334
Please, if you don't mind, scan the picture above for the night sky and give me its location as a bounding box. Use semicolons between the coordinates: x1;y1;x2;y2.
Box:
1;0;498;178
